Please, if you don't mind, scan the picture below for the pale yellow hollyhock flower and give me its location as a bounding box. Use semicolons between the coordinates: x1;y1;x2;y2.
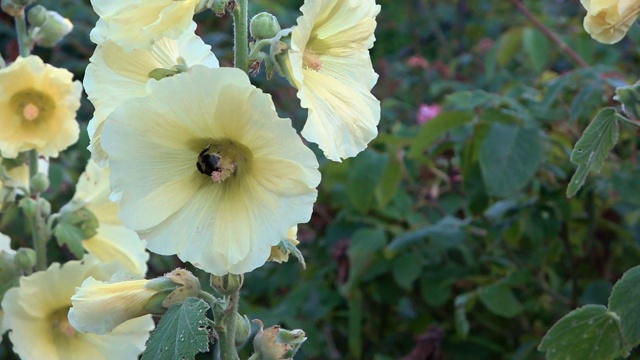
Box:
85;23;219;166
101;66;320;275
62;160;149;275
288;0;381;162
0;56;81;158
1;255;154;360
68;277;157;335
581;0;640;44
268;227;300;263
89;0;200;50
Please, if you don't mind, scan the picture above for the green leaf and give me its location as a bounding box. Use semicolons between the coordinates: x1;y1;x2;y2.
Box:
141;298;210;360
478;283;523;318
409;111;473;158
391;253;422;290
615;83;640;119
567;108;620;197
420;276;452;307
522;27;550;73
345;228;387;290
53;223;86;259
386;216;466;254
538;305;627;360
346;150;387;213
608;265;640;349
454;293;475;338
497;28;522;66
479;123;542;197
374;149;402;208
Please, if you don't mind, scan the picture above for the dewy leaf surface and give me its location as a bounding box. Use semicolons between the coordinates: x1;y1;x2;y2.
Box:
141;297;210;360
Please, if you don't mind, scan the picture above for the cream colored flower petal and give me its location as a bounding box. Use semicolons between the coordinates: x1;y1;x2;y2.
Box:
300;67;380;161
101;101;208;231
1;256;151;360
69;277;154;334
90;0;199;50
0;232;14;255
0;56;81;158
85;23;218;165
290;0;381;161
75;316;154;357
84;224;149;276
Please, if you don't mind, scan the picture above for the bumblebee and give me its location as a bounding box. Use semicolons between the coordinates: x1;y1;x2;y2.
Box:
196;145;221;176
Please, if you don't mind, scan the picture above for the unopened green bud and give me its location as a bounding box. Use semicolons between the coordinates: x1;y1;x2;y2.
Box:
19;197;37;218
252;319;293;360
30;172;49;193
37;197;51;217
162;268;201;308
27;5;47;26
210;273;244;295
235;314;252;347
145;276;179;292
31;10;73;47
14;247;36;272
250;12;281;40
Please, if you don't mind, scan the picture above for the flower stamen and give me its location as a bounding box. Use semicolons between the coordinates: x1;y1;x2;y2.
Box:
302;49;322;71
23;103;40;121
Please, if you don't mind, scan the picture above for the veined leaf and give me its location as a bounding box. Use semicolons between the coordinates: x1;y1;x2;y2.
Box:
567;108;620;197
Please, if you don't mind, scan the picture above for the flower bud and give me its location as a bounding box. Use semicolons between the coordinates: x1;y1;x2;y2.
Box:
210;273;244;295
250;12;281;40
30;172;49;193
162;268;201;308
27;5;47;26
252;319;306;359
37;197;51;217
19;197;37;218
31;10;73;48
1;0;35;16
13;247;36;272
235;314;252;347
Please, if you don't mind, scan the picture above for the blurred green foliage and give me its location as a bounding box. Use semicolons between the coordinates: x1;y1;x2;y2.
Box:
2;0;640;359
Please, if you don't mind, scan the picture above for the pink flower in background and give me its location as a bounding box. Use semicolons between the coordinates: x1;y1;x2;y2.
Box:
406;56;429;69
417;104;441;124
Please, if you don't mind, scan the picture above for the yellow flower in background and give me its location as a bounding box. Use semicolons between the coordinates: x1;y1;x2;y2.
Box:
84;23;219;166
90;0;200;50
581;0;640;44
69;277;157;335
62;160;149;275
0;56;81;158
1;255;154;360
101;66;320;275
288;0;381;162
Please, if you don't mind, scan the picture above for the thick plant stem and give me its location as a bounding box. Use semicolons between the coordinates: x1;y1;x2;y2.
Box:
14;9;31;57
16;9;47;270
232;0;249;72
218;290;240;360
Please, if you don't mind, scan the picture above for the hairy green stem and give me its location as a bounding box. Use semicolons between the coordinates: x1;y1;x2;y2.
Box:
14;9;31;57
248;38;272;61
232;0;249;72
217;290;240;360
